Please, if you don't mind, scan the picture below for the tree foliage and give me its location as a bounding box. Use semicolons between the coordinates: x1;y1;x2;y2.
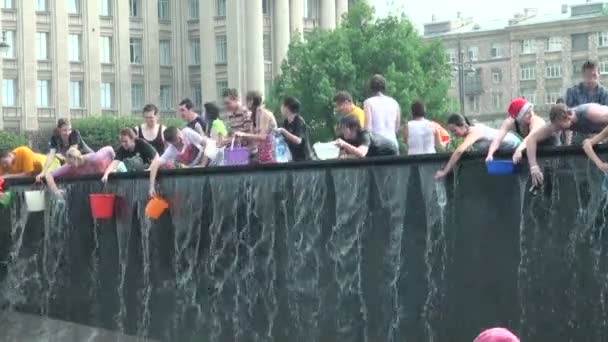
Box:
269;2;453;142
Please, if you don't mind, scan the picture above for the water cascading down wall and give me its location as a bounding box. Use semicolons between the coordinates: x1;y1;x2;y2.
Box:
1;147;608;342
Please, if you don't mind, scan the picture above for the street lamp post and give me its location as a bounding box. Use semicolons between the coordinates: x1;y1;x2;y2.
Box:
455;39;475;116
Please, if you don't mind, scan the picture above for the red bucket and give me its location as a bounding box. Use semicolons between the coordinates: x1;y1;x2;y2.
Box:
89;194;116;219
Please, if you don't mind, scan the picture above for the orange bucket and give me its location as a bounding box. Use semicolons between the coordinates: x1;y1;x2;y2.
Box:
89;194;116;219
145;196;169;219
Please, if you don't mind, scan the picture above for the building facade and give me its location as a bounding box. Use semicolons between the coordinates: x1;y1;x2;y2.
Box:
423;1;608;122
0;0;352;131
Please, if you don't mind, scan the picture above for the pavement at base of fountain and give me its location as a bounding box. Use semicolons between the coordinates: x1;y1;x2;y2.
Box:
0;311;157;342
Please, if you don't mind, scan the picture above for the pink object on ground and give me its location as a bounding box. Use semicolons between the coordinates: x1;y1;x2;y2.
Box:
474;327;520;342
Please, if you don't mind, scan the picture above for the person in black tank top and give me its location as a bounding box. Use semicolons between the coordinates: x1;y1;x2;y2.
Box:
137;104;166;154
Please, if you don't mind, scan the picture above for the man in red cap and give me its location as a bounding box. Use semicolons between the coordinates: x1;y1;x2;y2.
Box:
485;98;559;164
473;327;520;342
527;102;608;186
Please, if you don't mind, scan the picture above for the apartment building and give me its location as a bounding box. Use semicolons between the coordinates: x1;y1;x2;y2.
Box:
423;1;608;121
0;0;353;131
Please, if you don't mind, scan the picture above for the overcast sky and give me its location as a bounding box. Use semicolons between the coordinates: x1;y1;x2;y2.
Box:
371;0;590;32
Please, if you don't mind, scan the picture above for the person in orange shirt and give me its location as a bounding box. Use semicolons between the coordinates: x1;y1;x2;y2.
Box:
431;121;451;148
0;146;60;179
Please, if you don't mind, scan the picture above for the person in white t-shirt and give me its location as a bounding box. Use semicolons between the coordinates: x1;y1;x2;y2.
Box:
148;126;215;196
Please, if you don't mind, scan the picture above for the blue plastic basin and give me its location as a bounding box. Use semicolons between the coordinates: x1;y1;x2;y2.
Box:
486;160;518;175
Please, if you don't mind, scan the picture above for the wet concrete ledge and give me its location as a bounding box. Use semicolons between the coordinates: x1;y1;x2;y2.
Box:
3;144;599;187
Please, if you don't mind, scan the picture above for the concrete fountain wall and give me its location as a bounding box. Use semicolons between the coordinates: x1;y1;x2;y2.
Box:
1;147;607;342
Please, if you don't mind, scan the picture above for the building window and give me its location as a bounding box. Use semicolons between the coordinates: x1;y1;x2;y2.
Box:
100;82;114;109
131;83;144;110
262;0;270;15
68;34;81;62
100;36;112;63
159;40;171;66
37;80;50;107
520;64;535;81
265;79;272;97
216;0;226;17
68;0;80;14
490;44;503;58
545;36;562;52
545;89;561;104
304;0;319;19
1;0;14;9
492;93;502;110
446;48;456;64
467;46;478;61
520;39;535;54
36;0;47;11
599;32;608;48
492;70;502;84
192;83;202;108
35;32;49;60
190;0;199;19
601;60;608;75
545;62;562;79
216;35;227;64
130;38;142;64
2;79;16;106
190;38;200;65
70;81;83;108
2;31;15;58
129;0;140;17
160;85;172;110
467;95;480;113
263;34;272;62
216;80;228;101
571;33;589;51
100;0;111;16
521;90;536;104
158;0;169;20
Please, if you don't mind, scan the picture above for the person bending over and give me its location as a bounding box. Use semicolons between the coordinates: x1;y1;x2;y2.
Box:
334;114;398;158
45;146;115;197
148;127;214;197
101;128;159;183
486;98;560;164
1;146;60;179
527;103;608;186
435;113;520;179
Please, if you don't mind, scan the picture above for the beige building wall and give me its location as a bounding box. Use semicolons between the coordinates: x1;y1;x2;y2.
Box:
0;0;348;131
426;5;608;122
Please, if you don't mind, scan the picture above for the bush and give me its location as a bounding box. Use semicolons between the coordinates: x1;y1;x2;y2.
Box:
73;116;184;150
0;131;29;151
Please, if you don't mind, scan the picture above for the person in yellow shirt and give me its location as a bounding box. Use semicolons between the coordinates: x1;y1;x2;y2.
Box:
333;91;366;128
0;146;60;179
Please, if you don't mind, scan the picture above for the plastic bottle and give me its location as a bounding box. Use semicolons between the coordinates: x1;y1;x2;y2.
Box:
435;180;447;207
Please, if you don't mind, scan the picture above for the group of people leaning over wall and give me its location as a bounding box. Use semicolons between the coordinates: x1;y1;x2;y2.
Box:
0;61;607;199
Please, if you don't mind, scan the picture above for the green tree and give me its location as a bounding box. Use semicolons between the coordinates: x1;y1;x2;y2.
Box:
269;2;453;142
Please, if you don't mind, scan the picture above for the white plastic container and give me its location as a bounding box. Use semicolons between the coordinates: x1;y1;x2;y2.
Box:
313;142;340;160
24;190;46;212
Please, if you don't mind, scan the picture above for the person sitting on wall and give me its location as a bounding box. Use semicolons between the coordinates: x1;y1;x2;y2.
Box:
0;146;61;179
234;90;278;163
45;146;115;197
148;126;215;197
36;118;93;182
101;128;159;183
527;103;608;186
222;88;254;149
276;96;313;162
435;113;521;179
334;114;398;159
485;98;560;164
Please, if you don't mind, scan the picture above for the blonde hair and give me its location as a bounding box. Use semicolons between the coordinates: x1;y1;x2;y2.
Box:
65;146;84;162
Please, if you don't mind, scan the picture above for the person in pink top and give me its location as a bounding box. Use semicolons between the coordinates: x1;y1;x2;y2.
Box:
473;327;520;342
45;146;115;197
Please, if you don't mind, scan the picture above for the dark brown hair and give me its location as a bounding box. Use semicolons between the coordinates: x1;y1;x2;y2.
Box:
246;91;263;129
333;91;353;105
179;98;194;110
582;60;599;72
369;74;386;93
222;88;239;99
549;103;570;122
143;104;159;115
119;128;136;139
163;126;180;143
411;100;425;118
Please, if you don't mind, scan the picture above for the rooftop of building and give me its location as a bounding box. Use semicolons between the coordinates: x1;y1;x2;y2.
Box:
423;1;608;37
